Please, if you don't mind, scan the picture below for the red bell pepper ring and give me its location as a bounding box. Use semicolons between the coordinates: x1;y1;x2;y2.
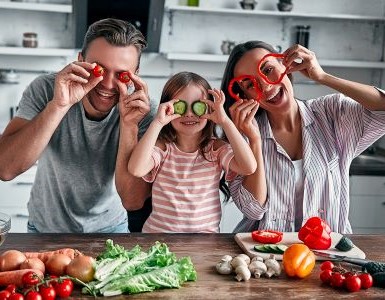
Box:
251;229;283;244
256;53;288;85
298;216;332;250
228;75;263;102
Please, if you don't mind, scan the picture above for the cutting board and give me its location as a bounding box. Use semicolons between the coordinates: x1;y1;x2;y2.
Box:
235;232;366;261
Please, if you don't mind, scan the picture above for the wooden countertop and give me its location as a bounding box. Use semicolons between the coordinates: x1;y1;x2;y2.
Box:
1;233;385;299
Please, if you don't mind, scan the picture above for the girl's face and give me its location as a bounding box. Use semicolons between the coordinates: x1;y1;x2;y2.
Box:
233;48;294;114
170;83;208;136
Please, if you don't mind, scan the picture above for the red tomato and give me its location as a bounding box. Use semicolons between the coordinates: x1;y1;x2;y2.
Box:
92;65;104;77
345;274;361;292
359;273;373;289
320;261;334;271
39;285;55;300
251;230;283;244
0;290;11;300
330;272;345;288
319;269;333;284
22;271;40;286
8;293;24;300
118;71;131;83
25;291;42;300
54;279;73;298
5;285;17;294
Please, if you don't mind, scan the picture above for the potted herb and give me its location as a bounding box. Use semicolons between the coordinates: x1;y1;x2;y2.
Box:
277;0;293;12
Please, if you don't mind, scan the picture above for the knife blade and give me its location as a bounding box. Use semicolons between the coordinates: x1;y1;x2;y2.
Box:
312;250;371;267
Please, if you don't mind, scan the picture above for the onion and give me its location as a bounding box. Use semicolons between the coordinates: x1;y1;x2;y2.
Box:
20;257;45;274
0;249;26;271
65;255;95;283
45;253;72;276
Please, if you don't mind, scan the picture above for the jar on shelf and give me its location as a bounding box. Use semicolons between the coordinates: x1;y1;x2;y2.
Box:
22;32;38;48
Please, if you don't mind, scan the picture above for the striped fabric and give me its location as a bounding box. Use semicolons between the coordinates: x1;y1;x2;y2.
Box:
230;93;385;234
142;139;237;233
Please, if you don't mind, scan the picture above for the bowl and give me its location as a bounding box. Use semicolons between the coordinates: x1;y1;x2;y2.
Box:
0;213;11;246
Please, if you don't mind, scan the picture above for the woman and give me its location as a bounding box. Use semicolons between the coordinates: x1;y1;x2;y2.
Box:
222;41;385;234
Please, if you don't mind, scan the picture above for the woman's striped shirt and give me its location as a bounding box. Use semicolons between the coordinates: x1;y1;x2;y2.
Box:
142;140;236;233
230;92;385;234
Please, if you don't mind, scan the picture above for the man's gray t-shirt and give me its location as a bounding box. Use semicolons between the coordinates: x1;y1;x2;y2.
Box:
16;73;155;232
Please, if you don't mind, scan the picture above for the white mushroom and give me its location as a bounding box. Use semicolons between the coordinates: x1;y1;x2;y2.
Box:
264;254;281;278
236;254;251;265
248;259;267;278
216;255;233;275
234;265;251;281
230;256;248;269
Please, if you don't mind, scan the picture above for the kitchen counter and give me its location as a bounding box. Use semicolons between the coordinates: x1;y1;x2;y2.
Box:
1;233;385;299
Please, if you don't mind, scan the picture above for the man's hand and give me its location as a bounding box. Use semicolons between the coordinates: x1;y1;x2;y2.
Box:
53;61;102;109
117;71;151;126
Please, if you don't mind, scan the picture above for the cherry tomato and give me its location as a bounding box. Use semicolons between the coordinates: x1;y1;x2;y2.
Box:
359;273;373;289
330;272;345;288
0;290;11;300
345;274;361;292
39;285;55;300
92;65;104;77
319;269;333;284
5;285;17;294
54;279;73;298
25;291;42;300
118;71;131;83
8;293;24;300
22;271;41;286
320;261;334;271
251;230;283;244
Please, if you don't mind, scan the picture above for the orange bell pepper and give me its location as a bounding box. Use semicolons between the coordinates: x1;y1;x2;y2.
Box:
282;244;315;278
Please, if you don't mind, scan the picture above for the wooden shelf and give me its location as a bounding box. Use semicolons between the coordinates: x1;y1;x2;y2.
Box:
0;1;72;13
165;52;385;69
0;46;75;56
165;5;385;21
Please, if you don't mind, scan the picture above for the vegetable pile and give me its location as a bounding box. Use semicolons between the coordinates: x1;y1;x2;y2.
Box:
83;239;197;297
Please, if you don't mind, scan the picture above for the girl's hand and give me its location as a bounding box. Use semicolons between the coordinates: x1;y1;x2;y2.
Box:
229;99;261;142
53;61;102;109
283;44;326;82
201;88;229;126
154;99;181;126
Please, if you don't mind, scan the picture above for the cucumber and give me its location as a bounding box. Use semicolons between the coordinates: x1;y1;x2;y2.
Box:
253;244;287;254
335;236;354;251
363;261;385;275
173;100;187;115
192;101;207;116
372;272;385;288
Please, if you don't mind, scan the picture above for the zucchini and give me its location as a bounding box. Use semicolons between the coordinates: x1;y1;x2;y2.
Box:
335;236;354;251
253;244;287;254
192;101;207;116
173;100;187;115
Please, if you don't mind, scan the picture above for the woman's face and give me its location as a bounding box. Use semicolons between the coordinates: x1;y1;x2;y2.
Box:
233;48;294;113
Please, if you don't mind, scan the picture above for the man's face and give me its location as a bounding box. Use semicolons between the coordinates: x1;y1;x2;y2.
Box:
80;37;140;118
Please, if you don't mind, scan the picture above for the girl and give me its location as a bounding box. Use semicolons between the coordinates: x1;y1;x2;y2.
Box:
128;71;260;233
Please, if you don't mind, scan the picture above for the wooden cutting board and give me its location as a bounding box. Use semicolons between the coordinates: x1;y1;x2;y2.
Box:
235;232;366;260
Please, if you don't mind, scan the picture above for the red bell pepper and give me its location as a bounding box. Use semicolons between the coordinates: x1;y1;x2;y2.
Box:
251;230;283;244
298;217;332;250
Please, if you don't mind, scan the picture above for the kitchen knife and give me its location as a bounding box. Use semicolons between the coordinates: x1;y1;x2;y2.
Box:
312;250;373;267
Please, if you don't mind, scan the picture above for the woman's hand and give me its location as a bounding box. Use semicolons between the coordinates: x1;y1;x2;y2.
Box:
201;89;230;126
53;61;102;109
283;44;326;82
229;99;260;143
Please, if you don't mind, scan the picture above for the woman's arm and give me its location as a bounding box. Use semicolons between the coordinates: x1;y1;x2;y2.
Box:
284;44;385;111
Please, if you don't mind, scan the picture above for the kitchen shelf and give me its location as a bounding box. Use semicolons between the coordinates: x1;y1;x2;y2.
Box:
0;1;72;13
0;46;75;56
165;52;385;69
165;5;385;21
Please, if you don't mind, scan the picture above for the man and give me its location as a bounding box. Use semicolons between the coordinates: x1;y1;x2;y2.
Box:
0;18;155;233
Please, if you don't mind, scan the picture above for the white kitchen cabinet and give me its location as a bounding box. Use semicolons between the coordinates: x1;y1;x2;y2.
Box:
349;175;385;234
220;200;243;233
0;165;36;233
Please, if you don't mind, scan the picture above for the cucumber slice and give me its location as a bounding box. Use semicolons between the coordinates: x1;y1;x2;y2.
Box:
335;236;354;251
254;244;287;254
254;245;269;253
276;244;288;253
173;100;187;115
192;101;207;116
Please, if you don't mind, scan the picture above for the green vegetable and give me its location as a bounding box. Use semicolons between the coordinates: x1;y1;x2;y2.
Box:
192;101;207;116
363;261;385;275
173;100;187;115
254;244;288;254
335;236;354;251
372;272;385;288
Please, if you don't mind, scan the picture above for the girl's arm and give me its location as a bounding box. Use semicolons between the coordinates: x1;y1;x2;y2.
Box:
128;99;180;177
284;44;385;111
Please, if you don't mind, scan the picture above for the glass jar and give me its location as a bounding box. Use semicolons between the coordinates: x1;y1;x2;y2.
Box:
23;32;38;48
